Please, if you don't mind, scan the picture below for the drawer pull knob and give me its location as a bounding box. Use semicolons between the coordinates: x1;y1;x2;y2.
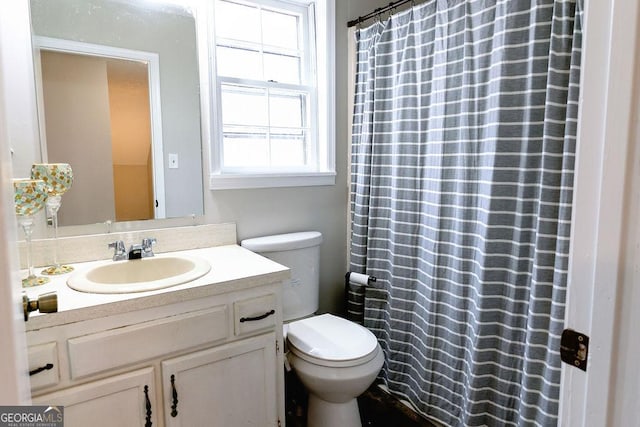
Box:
29;363;54;376
240;309;275;323
170;374;179;417
144;385;152;427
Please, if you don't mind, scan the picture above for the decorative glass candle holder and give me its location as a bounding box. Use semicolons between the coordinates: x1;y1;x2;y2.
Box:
31;163;74;275
13;178;50;287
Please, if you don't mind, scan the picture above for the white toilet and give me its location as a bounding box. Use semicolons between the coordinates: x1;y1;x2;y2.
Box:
241;232;384;427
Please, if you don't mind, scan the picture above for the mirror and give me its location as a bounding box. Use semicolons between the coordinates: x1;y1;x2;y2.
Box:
27;0;204;228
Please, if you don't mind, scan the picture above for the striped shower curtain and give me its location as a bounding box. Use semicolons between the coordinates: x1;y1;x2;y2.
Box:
349;1;582;426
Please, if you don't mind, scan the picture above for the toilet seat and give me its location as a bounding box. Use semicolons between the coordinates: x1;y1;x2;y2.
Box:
287;314;380;368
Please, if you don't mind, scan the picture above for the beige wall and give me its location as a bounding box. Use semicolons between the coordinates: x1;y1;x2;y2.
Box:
112;165;154;221
107;59;154;221
42;51;116;226
108;60;151;166
43;52;156;225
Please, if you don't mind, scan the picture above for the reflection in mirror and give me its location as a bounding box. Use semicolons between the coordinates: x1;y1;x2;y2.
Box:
28;0;204;229
36;41;163;226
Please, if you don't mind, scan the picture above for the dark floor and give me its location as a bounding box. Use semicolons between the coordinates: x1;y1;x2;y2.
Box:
285;371;436;427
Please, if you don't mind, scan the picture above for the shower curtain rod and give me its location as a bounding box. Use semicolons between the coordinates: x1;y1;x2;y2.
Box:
347;0;416;28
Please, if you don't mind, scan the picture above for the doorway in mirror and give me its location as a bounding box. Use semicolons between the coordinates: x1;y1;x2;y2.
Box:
40;50;156;224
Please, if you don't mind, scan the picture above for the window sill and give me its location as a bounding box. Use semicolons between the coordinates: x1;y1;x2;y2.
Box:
209;172;336;190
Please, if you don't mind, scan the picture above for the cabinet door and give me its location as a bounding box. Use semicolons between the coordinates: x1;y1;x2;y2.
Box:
163;332;278;427
33;367;156;427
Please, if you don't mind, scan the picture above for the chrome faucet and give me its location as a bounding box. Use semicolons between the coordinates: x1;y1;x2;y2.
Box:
141;238;156;258
108;238;156;261
127;238;157;260
108;240;127;261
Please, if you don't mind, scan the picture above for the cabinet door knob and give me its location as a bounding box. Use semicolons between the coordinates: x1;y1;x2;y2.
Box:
240;309;275;323
170;374;179;417
144;385;152;427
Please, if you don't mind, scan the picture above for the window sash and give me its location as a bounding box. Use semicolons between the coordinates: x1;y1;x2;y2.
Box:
212;0;318;174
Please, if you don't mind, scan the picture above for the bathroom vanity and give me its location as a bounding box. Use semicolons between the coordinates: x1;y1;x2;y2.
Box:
23;227;288;427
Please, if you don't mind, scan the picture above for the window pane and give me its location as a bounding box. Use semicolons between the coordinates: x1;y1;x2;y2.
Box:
262;10;299;50
223;128;269;167
217;46;262;80
270;129;308;167
215;1;260;44
264;53;300;84
221;85;267;126
269;92;305;128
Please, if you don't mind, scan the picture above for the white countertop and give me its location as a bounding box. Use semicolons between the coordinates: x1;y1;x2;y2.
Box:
23;244;289;331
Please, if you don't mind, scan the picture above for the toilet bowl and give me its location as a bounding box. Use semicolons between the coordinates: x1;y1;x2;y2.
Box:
286;313;384;427
240;232;384;427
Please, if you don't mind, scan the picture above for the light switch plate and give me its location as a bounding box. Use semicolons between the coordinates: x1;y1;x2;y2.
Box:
169;153;179;169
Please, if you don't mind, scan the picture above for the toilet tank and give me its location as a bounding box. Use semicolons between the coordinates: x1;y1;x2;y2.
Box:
241;231;323;322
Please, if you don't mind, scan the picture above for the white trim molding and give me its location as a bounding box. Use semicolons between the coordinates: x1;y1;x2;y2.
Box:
0;0;35;404
207;0;336;190
209;171;336;190
560;0;640;425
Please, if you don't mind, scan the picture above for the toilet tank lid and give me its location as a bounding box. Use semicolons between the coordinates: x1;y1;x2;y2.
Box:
241;231;323;252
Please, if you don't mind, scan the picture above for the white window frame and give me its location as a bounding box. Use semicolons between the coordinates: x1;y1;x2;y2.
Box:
208;0;335;190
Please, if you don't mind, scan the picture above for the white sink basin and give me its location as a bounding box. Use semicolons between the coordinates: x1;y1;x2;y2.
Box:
67;255;211;294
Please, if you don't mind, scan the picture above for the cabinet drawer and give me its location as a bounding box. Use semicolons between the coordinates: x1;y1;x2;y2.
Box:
234;294;277;336
68;306;227;379
28;342;59;391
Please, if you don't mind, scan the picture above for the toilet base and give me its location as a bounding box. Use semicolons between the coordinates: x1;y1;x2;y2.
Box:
307;394;362;427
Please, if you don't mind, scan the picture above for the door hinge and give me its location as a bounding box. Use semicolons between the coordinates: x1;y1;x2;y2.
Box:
278;418;281;427
560;329;589;371
276;340;280;354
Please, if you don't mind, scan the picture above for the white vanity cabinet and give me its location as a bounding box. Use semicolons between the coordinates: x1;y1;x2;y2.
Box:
33;367;156;427
162;333;277;426
27;282;284;427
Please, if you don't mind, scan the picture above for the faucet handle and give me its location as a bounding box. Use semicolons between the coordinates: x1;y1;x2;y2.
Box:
141;238;156;257
108;240;127;261
142;237;156;248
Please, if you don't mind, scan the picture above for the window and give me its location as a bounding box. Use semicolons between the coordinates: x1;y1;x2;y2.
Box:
210;0;335;189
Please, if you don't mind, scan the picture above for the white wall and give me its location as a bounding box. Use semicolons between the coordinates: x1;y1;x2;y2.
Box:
609;90;640;425
202;1;346;313
194;0;392;313
558;0;640;424
347;0;392;20
197;0;392;313
607;16;640;422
